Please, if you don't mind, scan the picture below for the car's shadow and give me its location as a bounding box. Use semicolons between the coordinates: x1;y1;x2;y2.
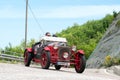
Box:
30;65;76;74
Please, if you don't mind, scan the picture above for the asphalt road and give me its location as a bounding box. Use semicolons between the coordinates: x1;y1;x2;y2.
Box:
0;63;120;80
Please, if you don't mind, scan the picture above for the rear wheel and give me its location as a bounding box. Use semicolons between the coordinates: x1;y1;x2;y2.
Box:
54;65;61;70
24;51;32;67
40;51;50;69
74;54;86;73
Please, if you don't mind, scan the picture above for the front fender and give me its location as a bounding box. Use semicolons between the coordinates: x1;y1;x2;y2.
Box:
44;47;50;51
77;50;84;55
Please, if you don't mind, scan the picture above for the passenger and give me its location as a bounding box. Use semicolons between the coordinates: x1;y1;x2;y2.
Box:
52;34;57;37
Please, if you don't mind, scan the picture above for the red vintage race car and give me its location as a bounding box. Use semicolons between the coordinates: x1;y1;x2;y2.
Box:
24;36;86;73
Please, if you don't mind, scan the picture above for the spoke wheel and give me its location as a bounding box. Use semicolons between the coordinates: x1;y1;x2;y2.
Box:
74;54;86;73
40;51;50;69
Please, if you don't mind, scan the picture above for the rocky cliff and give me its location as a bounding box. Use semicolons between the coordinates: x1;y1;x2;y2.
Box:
86;13;120;68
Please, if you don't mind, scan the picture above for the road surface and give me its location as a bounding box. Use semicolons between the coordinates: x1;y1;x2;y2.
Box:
0;63;120;80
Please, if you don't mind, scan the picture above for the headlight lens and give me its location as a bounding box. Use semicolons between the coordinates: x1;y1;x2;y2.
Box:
63;52;69;58
72;45;76;51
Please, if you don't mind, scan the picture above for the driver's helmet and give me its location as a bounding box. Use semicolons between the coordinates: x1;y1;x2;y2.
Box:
45;32;51;37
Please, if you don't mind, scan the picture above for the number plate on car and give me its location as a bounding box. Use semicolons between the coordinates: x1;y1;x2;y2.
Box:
57;62;70;66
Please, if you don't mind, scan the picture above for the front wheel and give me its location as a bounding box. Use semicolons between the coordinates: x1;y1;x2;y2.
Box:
24;51;32;67
54;65;61;70
40;51;50;69
74;54;86;73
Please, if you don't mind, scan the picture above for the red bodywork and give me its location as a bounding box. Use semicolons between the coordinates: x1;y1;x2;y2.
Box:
24;39;86;73
24;45;84;65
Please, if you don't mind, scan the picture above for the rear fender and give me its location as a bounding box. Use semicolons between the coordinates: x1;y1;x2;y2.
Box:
76;50;84;55
26;48;33;52
24;48;33;57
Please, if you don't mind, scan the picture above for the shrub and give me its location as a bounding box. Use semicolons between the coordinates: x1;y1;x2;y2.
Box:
103;55;120;67
103;55;112;67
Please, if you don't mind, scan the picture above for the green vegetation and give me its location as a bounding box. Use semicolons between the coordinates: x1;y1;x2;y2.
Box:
0;59;19;64
103;55;120;67
56;14;114;59
1;39;35;57
113;11;119;18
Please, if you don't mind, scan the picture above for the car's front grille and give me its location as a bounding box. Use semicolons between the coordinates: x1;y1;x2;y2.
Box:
58;47;70;60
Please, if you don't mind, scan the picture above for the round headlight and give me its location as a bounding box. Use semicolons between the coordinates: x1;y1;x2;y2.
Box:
63;52;69;59
72;46;76;51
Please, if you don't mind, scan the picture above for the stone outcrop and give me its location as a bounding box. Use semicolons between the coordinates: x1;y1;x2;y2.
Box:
86;13;120;68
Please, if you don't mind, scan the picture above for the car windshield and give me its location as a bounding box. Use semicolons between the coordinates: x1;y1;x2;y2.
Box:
40;36;68;46
40;36;67;42
47;41;67;46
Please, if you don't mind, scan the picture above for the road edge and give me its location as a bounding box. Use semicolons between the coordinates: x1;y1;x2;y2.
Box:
106;65;120;76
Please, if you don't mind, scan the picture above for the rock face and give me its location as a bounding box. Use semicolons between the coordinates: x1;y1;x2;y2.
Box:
86;13;120;68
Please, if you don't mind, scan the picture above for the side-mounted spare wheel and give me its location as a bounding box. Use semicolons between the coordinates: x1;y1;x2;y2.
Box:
24;51;33;67
74;54;86;73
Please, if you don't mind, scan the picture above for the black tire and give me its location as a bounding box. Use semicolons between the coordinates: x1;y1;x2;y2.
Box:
40;51;50;69
55;65;61;70
74;54;86;73
24;51;32;67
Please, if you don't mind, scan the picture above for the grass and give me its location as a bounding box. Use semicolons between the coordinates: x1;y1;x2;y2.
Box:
0;59;21;64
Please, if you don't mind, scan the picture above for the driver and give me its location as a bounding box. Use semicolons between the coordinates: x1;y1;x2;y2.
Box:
32;32;51;53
